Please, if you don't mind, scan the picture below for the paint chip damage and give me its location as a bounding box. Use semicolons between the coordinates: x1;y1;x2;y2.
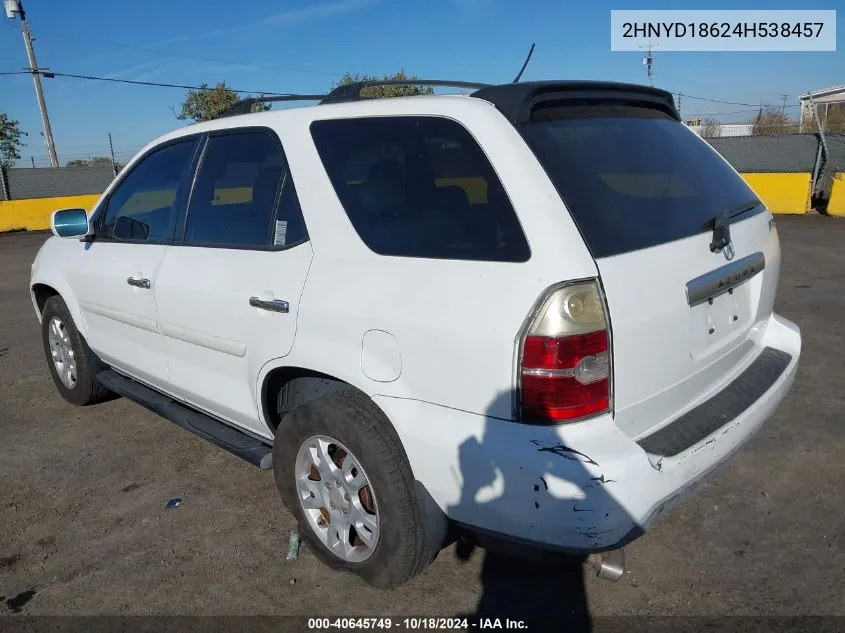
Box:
529;440;599;467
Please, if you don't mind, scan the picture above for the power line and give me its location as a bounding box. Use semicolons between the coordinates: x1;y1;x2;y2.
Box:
44;72;296;95
2;70;801;112
686;105;801;118
35;30;345;78
47;145;145;153
1;69;295;95
44;150;136;158
2;66;805;121
678;93;780;107
686;110;762;118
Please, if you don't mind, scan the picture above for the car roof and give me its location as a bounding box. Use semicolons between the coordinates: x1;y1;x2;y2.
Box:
141;93;494;154
135;80;679;158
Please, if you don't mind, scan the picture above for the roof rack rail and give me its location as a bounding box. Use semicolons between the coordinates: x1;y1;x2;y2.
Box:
216;80;679;126
219;94;327;118
216;80;490;118
319;79;492;104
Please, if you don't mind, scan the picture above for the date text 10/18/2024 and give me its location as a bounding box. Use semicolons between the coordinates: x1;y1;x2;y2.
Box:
307;618;529;630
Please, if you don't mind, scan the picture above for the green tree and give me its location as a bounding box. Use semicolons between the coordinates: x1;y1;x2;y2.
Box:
66;156;114;168
333;70;433;99
176;82;270;123
0;113;26;168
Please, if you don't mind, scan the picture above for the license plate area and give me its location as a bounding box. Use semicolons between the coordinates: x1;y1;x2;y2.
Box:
690;284;752;360
686;252;764;360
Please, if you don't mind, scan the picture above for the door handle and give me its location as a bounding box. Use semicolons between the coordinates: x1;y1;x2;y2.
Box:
127;277;151;289
249;297;289;313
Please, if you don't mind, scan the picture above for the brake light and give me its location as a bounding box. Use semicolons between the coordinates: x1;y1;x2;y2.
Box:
519;281;611;424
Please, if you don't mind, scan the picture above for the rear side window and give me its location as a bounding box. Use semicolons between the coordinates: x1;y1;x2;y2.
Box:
310;116;530;262
520;104;763;259
101;139;196;242
183;130;308;248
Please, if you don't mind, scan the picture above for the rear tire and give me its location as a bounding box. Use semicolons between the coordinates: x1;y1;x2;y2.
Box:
41;295;111;406
272;390;443;588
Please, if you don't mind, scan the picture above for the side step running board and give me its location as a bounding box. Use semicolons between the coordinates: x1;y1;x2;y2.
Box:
97;369;273;470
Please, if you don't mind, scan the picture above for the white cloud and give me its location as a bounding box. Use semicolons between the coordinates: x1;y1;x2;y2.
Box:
265;0;380;25
130;60;187;82
146;0;380;48
101;59;186;82
103;60;166;80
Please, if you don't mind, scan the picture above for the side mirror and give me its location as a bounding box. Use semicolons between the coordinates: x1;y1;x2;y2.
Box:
50;208;89;239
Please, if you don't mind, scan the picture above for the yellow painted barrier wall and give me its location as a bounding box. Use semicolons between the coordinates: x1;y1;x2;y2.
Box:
0;194;101;232
0;171;837;233
826;173;845;217
739;173;811;215
0;186;254;233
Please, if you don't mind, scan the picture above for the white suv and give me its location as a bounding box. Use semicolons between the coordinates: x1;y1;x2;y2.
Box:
30;80;801;588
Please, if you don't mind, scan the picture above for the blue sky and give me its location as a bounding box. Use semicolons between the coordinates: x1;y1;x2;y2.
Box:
1;0;841;166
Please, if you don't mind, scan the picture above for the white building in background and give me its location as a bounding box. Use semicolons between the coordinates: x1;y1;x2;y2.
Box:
684;120;754;138
799;84;845;132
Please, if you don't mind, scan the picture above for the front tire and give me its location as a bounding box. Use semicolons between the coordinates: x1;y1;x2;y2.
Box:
273;390;442;588
41;295;111;406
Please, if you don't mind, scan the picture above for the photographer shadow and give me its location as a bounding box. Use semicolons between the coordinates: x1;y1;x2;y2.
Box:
447;390;637;632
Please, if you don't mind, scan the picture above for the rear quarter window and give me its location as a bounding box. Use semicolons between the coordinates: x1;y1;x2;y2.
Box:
520;104;763;259
310;116;530;263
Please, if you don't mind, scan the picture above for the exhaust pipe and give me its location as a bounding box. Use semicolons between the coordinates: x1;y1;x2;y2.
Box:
586;548;625;582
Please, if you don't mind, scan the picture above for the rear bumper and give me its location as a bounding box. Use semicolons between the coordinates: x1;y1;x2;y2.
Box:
375;313;800;553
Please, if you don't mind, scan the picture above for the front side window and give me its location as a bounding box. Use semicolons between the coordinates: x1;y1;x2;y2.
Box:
310;116;530;262
101;140;197;242
183;131;308;248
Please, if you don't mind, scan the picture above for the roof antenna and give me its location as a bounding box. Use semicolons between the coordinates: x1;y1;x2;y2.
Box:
512;42;536;83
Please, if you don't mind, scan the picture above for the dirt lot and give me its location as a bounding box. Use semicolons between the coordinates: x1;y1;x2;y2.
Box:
1;216;843;622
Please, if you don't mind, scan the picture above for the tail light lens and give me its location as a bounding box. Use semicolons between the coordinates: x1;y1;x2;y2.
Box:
519;281;611;424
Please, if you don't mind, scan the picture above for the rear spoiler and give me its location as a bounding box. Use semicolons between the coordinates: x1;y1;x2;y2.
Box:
470;81;681;125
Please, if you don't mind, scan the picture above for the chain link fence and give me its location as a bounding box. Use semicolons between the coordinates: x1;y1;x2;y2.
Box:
689;98;845;214
704;134;820;173
0;166;116;202
817;133;845;210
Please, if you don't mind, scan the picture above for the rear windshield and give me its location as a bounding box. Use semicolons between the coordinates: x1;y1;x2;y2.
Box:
519;104;763;259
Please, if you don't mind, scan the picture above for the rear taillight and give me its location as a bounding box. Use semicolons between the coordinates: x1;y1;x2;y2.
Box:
519;281;611;424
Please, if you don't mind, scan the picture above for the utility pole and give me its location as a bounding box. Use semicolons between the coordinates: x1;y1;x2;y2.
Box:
108;133;117;175
781;94;789;116
4;0;59;167
677;93;682;117
639;38;657;87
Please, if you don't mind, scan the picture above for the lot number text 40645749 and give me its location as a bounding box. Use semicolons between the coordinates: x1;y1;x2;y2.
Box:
306;617;529;630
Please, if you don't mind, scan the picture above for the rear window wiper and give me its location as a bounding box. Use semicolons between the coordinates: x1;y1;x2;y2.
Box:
706;200;760;254
703;200;761;229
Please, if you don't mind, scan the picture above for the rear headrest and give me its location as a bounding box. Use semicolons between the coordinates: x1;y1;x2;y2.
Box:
367;159;404;185
350;159;403;220
435;184;470;210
